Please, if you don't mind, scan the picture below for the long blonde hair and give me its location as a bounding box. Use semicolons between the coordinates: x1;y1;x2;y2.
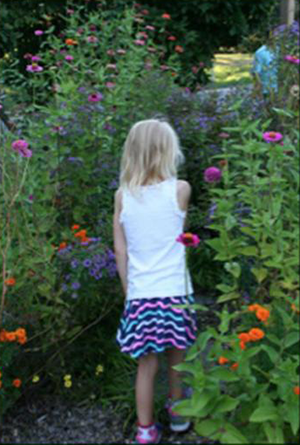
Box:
120;119;184;192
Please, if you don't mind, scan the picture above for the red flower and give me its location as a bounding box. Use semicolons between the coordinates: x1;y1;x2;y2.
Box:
162;13;171;19
168;36;176;41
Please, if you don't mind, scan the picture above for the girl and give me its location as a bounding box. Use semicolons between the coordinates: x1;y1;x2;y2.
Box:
114;119;198;444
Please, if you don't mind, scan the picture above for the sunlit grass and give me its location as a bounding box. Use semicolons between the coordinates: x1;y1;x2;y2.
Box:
207;53;253;88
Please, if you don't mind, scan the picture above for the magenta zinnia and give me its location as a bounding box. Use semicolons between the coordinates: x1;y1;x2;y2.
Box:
26;64;43;72
262;131;283;143
204;167;222;183
88;92;103;102
176;233;200;247
11;140;32;158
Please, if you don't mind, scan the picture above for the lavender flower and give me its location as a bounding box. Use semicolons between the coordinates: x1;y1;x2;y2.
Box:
71;282;81;290
71;259;79;269
83;259;92;267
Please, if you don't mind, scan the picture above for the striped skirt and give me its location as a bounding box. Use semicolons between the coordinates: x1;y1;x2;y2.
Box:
116;295;198;359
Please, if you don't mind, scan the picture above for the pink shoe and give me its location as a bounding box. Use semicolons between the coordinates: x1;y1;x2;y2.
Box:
134;422;162;444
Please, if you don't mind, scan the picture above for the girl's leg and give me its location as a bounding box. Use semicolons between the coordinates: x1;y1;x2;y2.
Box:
136;352;159;425
166;348;185;400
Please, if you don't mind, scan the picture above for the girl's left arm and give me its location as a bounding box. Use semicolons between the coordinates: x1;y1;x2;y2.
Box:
113;189;128;295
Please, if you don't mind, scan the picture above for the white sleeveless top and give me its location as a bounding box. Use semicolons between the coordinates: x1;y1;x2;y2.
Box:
119;177;194;300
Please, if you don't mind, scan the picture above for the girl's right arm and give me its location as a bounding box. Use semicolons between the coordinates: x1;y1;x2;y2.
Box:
113;189;128;295
177;180;191;229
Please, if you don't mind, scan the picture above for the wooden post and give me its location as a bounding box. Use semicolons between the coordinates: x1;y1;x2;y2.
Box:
280;0;295;25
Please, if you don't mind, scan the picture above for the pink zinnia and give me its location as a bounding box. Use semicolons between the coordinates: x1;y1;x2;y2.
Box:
147;47;156;53
0;104;2;110
88;92;103;102
11;140;32;158
23;53;33;60
107;49;115;56
145;25;155;31
134;39;145;46
106;82;116;88
65;55;74;61
87;36;98;43
26;64;43;72
168;36;176;41
34;30;44;36
137;31;148;39
117;49;126;55
160;65;169;71
176;233;200;247
262;131;283;143
284;55;300;65
31;55;41;62
106;63;117;70
204;167;222;183
219;132;230;139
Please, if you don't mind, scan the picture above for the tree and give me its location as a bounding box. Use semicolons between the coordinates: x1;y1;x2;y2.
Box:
280;0;295;25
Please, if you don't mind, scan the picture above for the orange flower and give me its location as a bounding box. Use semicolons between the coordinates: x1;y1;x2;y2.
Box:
294;386;300;395
248;328;264;341
81;237;91;244
71;224;80;230
175;45;184;53
218;356;229;365
65;38;78;45
238;333;251;343
248;304;261;312
162;13;171;19
15;328;27;345
58;242;67;251
4;277;16;286
74;229;87;238
256;307;270;322
6;332;16;342
0;381;2;389
12;379;22;388
231;363;239;371
239;341;246;350
291;304;300;314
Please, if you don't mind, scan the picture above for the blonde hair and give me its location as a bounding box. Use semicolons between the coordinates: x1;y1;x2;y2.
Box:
120;119;184;192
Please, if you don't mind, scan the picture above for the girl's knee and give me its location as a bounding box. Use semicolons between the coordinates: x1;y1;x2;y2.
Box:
138;353;159;375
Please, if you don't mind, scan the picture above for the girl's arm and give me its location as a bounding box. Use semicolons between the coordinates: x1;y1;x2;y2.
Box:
177;180;191;228
113;189;128;295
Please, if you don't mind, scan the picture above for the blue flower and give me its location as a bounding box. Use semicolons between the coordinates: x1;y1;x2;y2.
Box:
71;259;79;269
83;259;92;267
71;282;81;290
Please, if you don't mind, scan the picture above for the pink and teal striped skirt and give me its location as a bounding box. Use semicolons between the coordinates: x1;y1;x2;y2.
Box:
116;295;198;359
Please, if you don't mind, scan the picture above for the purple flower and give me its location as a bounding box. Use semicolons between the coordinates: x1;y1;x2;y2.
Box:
71;259;79;269
34;30;44;36
65;55;74;62
83;259;92;267
88;92;103;102
31;55;41;62
71;282;81;290
262;131;283;143
61;283;69;292
26;64;43;72
28;194;34;202
204;167;222;183
11;139;32;158
71;293;78;299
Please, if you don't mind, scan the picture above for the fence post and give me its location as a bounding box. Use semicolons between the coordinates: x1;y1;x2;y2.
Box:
280;0;295;25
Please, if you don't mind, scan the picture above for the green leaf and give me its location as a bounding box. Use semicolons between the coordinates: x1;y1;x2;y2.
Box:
284;331;300;349
285;402;299;435
210;367;239;382
217;292;239;303
273;107;294;118
250;406;279;422
238;246;258;256
222;423;249;444
263;422;276;443
261;344;279;363
251;267;268;283
216;284;236;293
214;395;239;413
195;419;222;437
225;262;241;278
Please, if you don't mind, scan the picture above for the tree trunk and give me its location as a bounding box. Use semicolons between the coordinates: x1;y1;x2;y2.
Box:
280;0;295;25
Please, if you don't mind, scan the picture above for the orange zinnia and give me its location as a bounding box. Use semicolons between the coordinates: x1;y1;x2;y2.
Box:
248;304;261;312
71;224;80;230
248;328;264;341
65;38;78;45
15;328;27;345
58;242;67;251
218;356;229;365
239;341;246;350
256;307;270;322
74;229;87;238
238;333;251;343
0;330;8;342
175;45;184;53
231;363;239;370
6;332;16;342
12;379;22;388
294;386;300;395
4;277;16;286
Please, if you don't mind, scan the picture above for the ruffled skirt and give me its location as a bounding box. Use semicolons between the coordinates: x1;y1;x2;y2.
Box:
116;295;198;359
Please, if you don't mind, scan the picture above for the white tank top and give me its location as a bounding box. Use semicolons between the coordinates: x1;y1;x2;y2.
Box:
119;177;194;300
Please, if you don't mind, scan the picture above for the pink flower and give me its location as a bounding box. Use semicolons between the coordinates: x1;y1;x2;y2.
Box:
145;25;155;31
23;53;33;60
67;8;74;14
176;233;200;247
65;55;74;62
77;28;84;35
34;30;44;36
262;131;283;143
162;13;171;19
117;49;126;55
147;47;156;53
0;104;2;110
168;36;176;41
26;64;43;72
204;167;222;183
106;82;116;88
160;65;169;71
106;63;117;70
107;49;115;56
284;55;300;65
11;140;32;158
90;25;97;32
199;62;205;68
144;62;153;70
88;92;103;102
31;55;41;62
134;39;146;46
137;31;148;39
191;66;199;74
219;132;230;139
87;36;98;43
